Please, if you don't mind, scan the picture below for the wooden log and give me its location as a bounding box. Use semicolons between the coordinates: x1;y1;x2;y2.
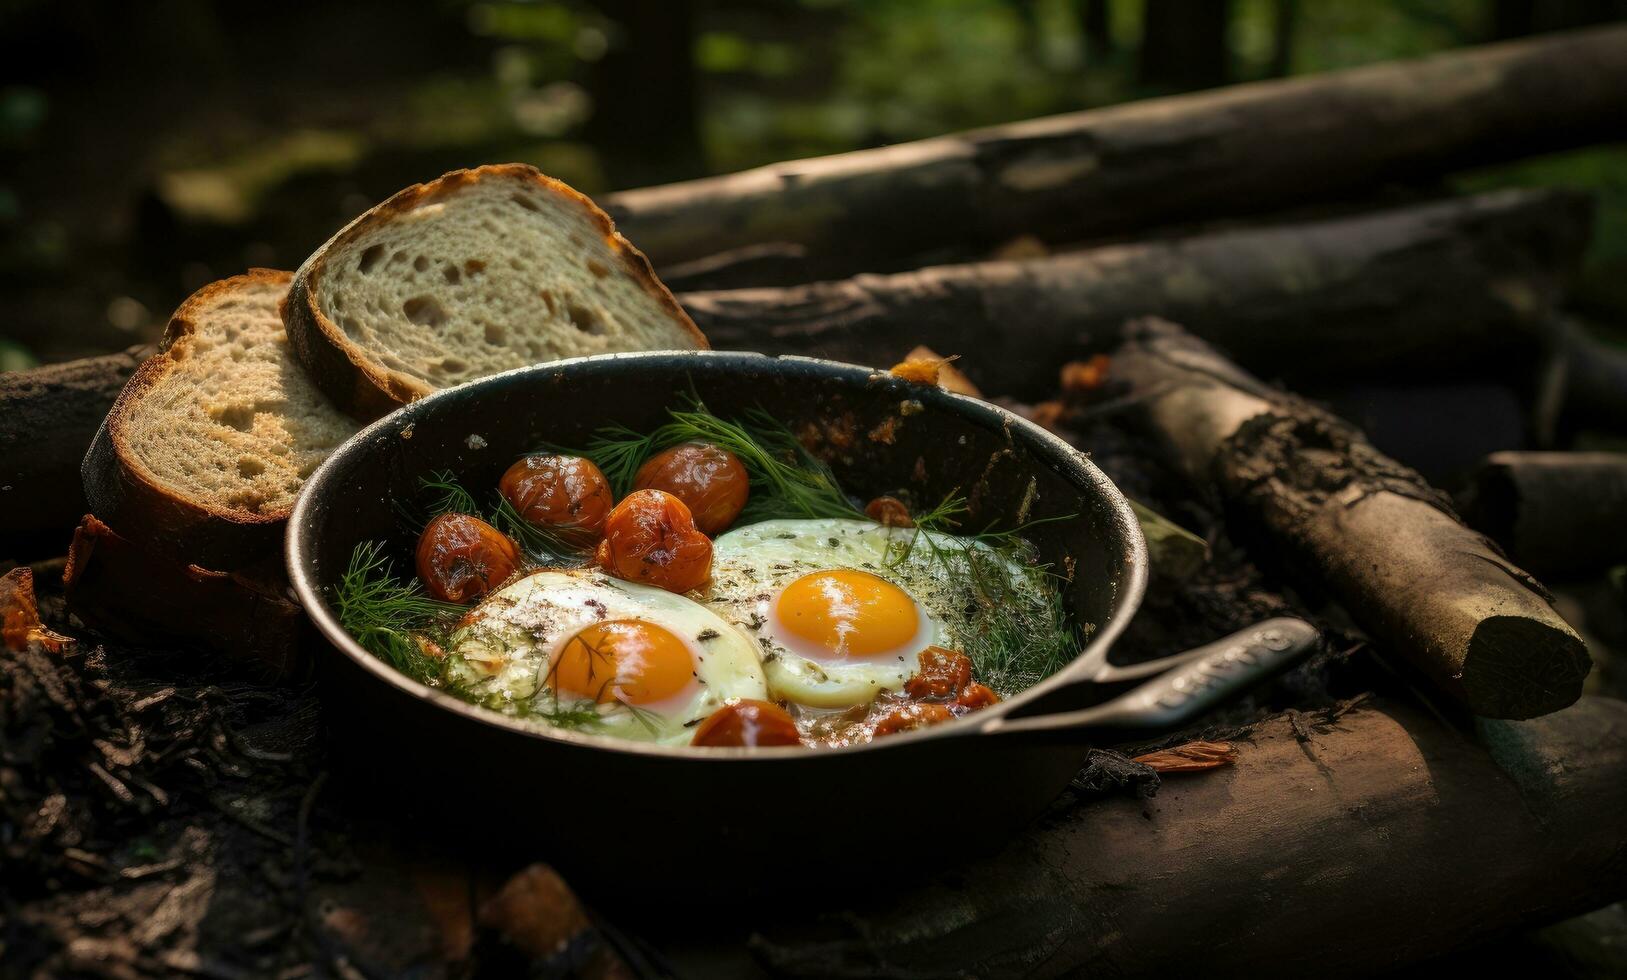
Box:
729;696;1627;979
0;345;151;557
1556;316;1627;435
606;25;1627;277
1459;451;1627;578
1108;319;1590;719
681;189;1591;398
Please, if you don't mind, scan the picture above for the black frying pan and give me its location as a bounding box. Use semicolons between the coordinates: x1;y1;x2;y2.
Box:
288;351;1305;899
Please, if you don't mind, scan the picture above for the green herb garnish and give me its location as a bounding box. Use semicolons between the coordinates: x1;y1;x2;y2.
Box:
886;496;1084;695
335;540;458;680
568;397;863;522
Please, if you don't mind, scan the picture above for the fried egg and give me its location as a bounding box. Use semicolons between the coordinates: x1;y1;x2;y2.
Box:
445;569;768;743
703;518;1041;708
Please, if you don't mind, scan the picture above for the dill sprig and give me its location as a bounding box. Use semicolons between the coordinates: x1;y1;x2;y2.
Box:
579;423;658;497
420;470;482;519
567;397;863;522
886;500;1083;696
336;541;459;681
406;471;586;566
488;495;583;565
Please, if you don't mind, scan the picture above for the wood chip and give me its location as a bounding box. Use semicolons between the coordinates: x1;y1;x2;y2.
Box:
478;864;633;978
1;567;74;652
1060;353;1112;395
1133;740;1236;773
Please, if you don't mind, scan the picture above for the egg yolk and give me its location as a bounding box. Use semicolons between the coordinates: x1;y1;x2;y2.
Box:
553;620;694;705
774;569;920;660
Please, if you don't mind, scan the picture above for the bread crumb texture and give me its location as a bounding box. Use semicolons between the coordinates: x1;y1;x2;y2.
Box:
124;276;355;516
315;172;699;391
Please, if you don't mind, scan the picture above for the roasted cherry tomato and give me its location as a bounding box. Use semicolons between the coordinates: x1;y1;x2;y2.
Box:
498;454;614;547
691;699;802;748
595;489;713;593
904;646;974;699
872;702;955;738
865;495;914;528
633;442;750;536
415;513;521;603
953;683;1000;712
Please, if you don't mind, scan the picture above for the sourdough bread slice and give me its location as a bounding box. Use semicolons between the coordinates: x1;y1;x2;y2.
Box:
284;163;707;420
82;270;357;569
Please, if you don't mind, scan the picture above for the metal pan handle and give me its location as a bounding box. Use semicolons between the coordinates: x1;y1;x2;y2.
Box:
980;617;1319;739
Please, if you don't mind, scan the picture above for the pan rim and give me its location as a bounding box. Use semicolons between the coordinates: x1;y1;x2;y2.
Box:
287;350;1148;760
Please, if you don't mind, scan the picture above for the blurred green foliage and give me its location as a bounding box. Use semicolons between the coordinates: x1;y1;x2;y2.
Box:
4;0;1626;362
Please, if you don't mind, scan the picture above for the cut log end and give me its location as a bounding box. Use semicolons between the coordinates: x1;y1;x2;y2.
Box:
1464;615;1592;720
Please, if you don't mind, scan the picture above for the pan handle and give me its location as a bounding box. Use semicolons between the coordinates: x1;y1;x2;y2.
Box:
979;617;1319;739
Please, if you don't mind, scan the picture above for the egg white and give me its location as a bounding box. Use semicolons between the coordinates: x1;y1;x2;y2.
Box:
703;518;1040;708
445;569;768;743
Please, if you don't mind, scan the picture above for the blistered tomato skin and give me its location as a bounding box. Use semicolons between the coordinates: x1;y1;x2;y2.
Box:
499;454;614;547
904;646;975;699
633;443;750;536
691;699;802;747
872;702;955;737
864;495;914;528
953;683;1000;712
415;513;521;603
595;489;714;593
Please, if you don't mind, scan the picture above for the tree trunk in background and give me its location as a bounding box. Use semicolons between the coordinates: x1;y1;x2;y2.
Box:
605;26;1627;279
1080;0;1113;57
1491;0;1627;38
587;0;705;189
1268;0;1298;75
1491;0;1538;38
1138;0;1231;90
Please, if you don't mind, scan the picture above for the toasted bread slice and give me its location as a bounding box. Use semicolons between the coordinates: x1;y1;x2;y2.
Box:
82;271;356;569
284;163;707;419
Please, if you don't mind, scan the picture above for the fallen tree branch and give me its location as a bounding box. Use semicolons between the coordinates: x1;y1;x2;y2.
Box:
682;189;1591;398
1109;319;1589;719
1458;451;1627;578
735;696;1627;979
607;25;1627;277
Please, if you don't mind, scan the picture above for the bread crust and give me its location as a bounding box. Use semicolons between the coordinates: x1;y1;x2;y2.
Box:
81;269;301;569
64;514;309;677
283;163;708;421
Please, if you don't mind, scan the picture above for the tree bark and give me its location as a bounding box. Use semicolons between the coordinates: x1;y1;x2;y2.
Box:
604;25;1627;278
1109;319;1589;719
1458;451;1627;578
681;188;1591;398
727;696;1627;978
0;345;151;558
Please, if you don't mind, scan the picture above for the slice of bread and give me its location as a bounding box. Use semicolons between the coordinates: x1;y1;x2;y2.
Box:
284;163;708;419
82;270;357;569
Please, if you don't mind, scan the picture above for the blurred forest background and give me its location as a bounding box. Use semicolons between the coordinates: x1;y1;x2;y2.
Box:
3;0;1627;368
